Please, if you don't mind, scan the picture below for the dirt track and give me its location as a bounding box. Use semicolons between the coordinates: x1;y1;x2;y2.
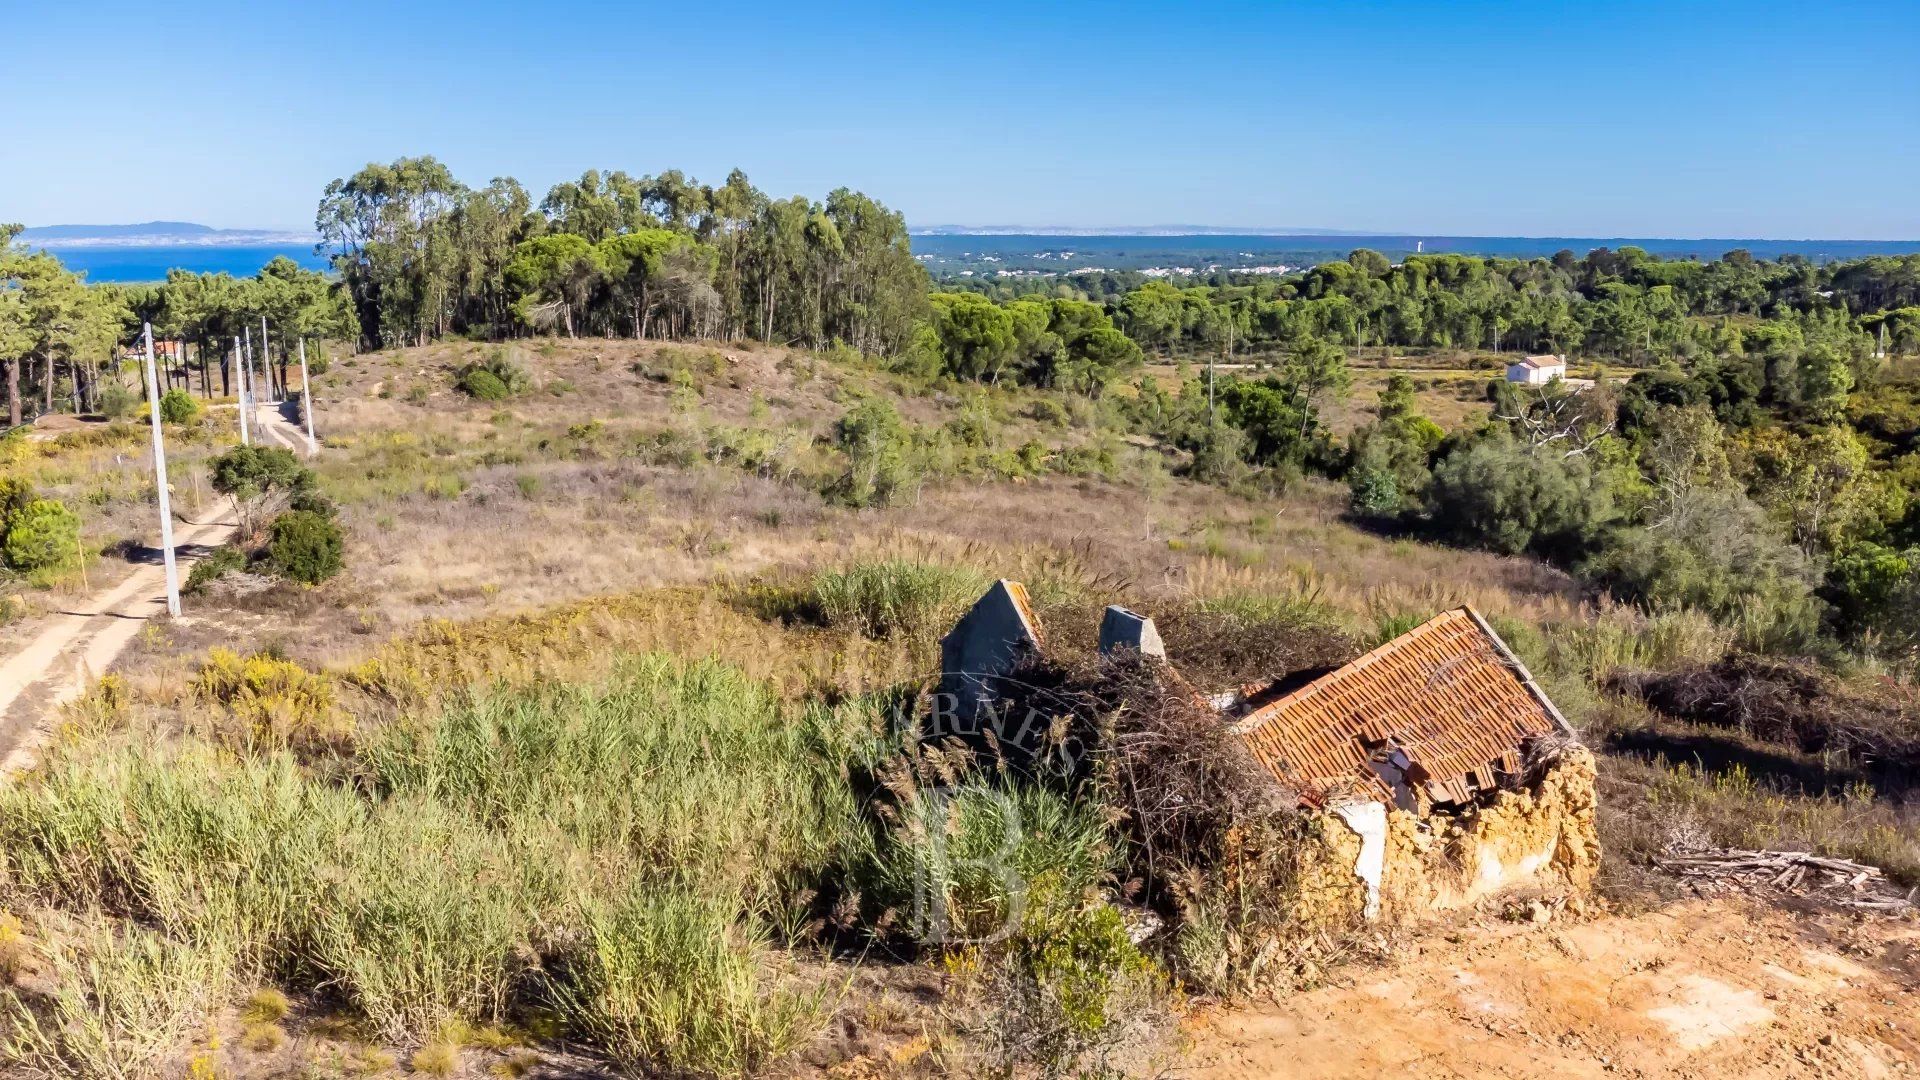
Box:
0;403;310;770
1189;899;1920;1079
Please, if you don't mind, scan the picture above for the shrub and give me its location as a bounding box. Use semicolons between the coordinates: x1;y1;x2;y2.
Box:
2;499;81;579
266;509;344;585
210;445;315;536
158;388;201;424
456;367;510;400
1347;466;1402;517
0;476;37;522
456;349;531;400
1427;433;1614;557
95;384;141;420
1028;398;1072;427
828;399;921;508
977;888;1163;1078
184;544;249;593
1583;489;1821;647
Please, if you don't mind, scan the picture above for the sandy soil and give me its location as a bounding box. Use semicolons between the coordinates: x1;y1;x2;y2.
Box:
0;403;308;769
1188;898;1920;1079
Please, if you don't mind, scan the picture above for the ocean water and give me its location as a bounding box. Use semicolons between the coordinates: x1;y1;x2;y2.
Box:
30;234;1920;284
30;244;330;283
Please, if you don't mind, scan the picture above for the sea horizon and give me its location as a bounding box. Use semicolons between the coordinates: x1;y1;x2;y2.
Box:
23;231;1920;284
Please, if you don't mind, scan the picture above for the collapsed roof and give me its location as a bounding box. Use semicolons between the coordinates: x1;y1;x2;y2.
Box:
1227;607;1571;810
936;585;1572;813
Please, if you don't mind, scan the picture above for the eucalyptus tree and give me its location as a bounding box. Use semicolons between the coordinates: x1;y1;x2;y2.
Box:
316;155;466;347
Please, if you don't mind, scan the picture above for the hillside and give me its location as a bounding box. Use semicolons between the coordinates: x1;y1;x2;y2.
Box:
0;338;1917;1077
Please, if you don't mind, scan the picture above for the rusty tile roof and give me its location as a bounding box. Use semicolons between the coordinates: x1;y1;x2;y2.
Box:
1229;607;1568;807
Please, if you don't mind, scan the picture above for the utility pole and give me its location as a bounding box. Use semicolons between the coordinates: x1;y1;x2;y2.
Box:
298;338;317;455
234;336;250;446
260;315;274;402
141;323;181;618
1207;352;1217;427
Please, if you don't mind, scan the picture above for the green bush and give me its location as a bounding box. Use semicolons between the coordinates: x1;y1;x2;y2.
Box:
828;399;921;508
158;388;201;425
3;499;81;578
1347;466;1403;517
95;385;141;420
210;445;315;535
1027;398;1072;427
981;888;1161;1078
456;349;530;400
1427;433;1614;557
1584;489;1822;647
455;368;511;401
185;544;250;593
0;477;37;522
266;510;344;585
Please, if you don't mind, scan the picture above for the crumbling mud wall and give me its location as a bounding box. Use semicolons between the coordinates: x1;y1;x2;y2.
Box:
1286;747;1600;927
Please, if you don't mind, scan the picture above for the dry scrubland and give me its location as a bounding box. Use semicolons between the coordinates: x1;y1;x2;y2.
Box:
1;337;1918;1077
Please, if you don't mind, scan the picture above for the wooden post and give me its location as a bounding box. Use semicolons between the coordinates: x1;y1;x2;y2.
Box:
234;336;250;446
141;323;181;618
298;338;317;455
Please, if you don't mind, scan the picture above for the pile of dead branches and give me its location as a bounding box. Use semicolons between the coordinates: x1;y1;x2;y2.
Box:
1656;848;1919;912
1609;654;1920;768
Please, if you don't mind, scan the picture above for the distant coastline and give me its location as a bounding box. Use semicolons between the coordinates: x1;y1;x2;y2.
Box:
17;222;1920;284
19;221;314;248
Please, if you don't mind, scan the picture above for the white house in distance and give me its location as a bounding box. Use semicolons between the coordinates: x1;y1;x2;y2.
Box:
1506;354;1567;385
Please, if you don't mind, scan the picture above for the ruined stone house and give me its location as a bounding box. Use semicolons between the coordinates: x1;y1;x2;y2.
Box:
936;583;1600;922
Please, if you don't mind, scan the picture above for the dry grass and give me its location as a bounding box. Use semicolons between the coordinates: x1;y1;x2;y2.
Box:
16;333;1920;1075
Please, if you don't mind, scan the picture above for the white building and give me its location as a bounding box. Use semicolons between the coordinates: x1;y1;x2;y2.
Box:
1506;354;1567;385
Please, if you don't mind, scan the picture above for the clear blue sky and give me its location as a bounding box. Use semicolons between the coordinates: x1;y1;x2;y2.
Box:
6;0;1916;238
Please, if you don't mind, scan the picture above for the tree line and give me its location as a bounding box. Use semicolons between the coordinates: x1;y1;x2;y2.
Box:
314;157;929;356
945;247;1920;368
0;227;354;428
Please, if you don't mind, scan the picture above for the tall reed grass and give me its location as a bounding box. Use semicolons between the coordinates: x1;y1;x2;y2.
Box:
0;652;880;1075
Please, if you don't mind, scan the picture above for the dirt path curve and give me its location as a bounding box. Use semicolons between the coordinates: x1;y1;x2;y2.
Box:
0;514;235;769
0;403;314;771
1187;899;1920;1079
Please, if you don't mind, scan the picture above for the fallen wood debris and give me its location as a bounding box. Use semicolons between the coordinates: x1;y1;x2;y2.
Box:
1656;848;1919;912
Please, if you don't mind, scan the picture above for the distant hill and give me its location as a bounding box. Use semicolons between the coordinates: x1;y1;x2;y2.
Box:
19;221;314;247
23;221;218;240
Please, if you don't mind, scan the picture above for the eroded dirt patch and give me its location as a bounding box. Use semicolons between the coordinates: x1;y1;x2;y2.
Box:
1190;899;1920;1078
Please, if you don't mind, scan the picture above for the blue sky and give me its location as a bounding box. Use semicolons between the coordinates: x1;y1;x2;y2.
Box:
6;1;1916;237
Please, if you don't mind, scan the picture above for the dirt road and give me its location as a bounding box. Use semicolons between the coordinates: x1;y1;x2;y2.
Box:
0;403;311;770
1188;899;1920;1078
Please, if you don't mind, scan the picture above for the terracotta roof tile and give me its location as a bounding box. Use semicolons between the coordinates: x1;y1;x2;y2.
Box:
1229;607;1566;807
